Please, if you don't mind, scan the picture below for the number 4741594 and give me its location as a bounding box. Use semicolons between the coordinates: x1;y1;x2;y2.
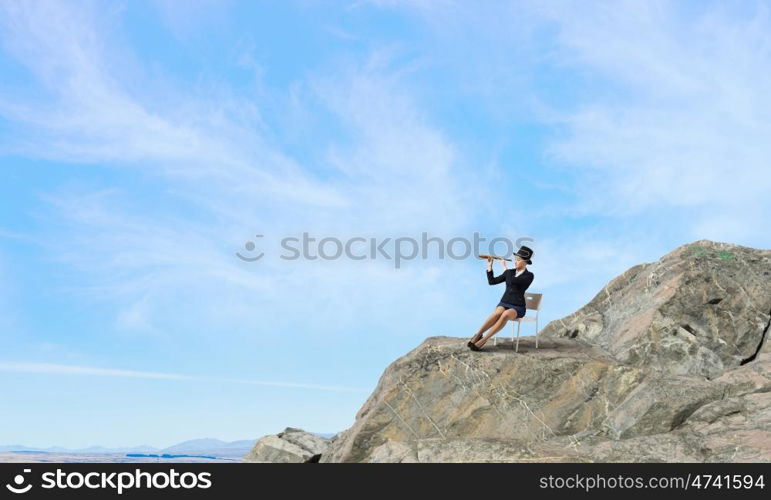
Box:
691;474;765;489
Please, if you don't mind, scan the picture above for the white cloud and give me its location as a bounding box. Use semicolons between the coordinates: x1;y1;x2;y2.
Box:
308;47;483;234
0;0;346;209
369;0;771;247
526;1;771;246
0;0;493;340
0;361;368;392
150;0;233;42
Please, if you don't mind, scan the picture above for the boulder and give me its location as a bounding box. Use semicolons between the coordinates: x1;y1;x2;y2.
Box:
242;427;329;463
540;239;771;379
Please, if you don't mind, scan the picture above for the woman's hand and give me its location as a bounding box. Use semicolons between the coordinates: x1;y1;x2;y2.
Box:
486;256;493;271
499;258;507;270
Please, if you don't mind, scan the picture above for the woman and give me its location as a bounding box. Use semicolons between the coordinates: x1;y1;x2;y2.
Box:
468;245;534;351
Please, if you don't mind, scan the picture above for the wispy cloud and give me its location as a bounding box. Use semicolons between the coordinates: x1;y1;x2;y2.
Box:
0;0;346;208
372;0;771;246
149;0;233;42
535;1;771;223
0;0;491;340
0;361;368;392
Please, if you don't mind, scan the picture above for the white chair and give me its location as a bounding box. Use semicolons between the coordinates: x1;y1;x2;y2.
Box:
493;292;543;352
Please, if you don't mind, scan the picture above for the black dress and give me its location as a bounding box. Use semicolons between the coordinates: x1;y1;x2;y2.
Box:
487;267;534;307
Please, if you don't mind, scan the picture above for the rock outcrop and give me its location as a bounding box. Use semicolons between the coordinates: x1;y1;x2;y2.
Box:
257;240;771;462
243;427;329;463
540;239;771;379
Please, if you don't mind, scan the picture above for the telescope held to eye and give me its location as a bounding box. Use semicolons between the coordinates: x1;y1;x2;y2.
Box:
478;254;512;262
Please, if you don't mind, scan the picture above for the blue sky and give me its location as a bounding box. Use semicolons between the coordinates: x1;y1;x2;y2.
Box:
1;0;770;448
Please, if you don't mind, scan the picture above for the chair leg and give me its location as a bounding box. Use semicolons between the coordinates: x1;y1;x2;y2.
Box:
535;317;539;349
515;320;521;352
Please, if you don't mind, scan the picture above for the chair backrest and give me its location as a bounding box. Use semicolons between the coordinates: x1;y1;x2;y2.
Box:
524;292;543;311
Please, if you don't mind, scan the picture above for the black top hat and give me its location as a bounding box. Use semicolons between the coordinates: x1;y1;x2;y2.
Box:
513;245;534;265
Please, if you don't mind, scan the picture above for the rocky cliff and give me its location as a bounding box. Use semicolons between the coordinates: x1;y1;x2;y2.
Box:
249;239;771;462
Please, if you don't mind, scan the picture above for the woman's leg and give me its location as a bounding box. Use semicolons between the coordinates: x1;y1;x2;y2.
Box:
470;306;505;342
475;308;519;347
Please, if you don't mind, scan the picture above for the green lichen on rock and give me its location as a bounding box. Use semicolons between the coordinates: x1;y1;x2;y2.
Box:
686;243;709;257
717;250;734;261
686;242;735;261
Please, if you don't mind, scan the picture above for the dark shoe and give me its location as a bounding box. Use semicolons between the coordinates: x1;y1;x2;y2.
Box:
469;342;481;351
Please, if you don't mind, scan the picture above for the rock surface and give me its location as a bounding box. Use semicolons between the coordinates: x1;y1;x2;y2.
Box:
250;240;771;462
243;427;329;463
540;239;771;379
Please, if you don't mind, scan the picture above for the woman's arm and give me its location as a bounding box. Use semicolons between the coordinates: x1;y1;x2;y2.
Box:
485;256;504;284
487;268;507;285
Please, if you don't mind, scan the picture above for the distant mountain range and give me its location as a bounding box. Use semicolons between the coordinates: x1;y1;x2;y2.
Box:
0;432;337;455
